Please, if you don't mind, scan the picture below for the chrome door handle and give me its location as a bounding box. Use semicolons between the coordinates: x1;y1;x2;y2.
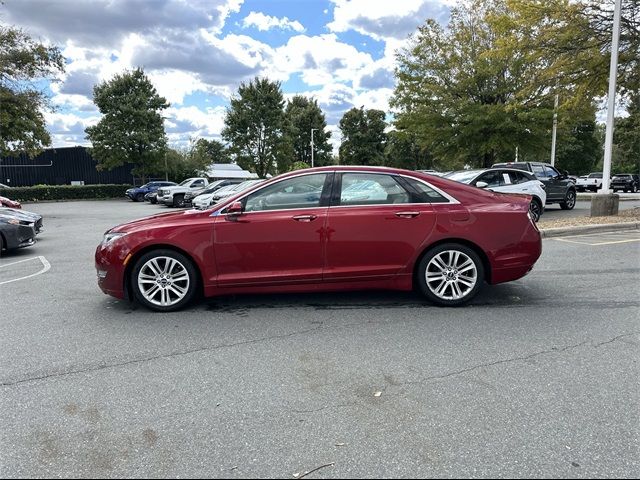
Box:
292;214;318;222
395;211;420;218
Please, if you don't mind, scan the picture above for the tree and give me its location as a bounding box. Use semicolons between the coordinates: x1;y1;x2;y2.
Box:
385;130;433;170
497;0;639;100
338;107;387;165
555;119;602;175
85;68;169;182
222;77;287;178
613;93;640;174
193;138;231;164
284;95;332;167
391;0;596;169
0;26;65;157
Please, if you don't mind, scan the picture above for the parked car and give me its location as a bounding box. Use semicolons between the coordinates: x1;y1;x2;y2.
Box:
192;180;264;209
575;172;604;192
611;174;639;193
0;207;44;234
0;196;21;209
96;166;542;312
183;179;244;207
491;161;577;209
144;191;158;204
157;177;209;207
444;168;546;222
0;208;41;254
126;181;177;202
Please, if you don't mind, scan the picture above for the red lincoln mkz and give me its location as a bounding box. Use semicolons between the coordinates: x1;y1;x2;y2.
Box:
95;166;542;311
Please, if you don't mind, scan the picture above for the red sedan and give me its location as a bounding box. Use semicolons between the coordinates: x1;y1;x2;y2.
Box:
96;166;542;311
0;196;21;209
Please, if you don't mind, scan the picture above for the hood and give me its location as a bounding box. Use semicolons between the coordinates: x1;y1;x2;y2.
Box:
0;207;41;221
107;208;206;234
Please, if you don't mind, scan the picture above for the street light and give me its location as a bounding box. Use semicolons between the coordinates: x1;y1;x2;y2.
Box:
310;128;318;168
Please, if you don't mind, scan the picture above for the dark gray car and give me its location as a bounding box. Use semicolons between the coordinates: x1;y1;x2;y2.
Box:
0;208;40;254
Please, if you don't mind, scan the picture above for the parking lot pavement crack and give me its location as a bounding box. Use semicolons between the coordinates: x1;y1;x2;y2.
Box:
0;324;328;388
400;330;640;388
291;403;359;414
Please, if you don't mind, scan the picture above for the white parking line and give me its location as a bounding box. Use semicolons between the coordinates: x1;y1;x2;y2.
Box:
0;256;51;285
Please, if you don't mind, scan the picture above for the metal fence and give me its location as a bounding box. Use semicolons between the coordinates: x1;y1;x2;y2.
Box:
0;147;134;187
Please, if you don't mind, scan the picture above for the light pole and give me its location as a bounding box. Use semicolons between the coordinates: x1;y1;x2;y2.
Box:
591;0;621;216
310;128;318;168
550;92;559;167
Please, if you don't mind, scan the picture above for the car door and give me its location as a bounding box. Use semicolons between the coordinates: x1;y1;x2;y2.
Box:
324;172;437;280
213;172;331;286
472;170;507;192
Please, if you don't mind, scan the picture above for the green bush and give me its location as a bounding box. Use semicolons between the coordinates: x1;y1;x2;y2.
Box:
0;184;133;202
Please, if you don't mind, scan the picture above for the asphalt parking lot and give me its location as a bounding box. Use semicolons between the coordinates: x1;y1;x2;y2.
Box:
1;200;639;478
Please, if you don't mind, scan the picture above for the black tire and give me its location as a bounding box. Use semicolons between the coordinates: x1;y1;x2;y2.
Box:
150;196;157;204
416;243;484;307
131;249;198;312
173;194;185;208
0;233;4;256
135;193;145;202
632;184;638;193
560;189;576;210
529;198;543;222
623;188;628;193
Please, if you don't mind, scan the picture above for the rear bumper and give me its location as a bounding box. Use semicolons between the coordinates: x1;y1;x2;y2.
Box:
490;219;542;284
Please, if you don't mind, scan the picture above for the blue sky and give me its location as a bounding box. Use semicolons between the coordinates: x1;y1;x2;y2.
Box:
2;0;454;151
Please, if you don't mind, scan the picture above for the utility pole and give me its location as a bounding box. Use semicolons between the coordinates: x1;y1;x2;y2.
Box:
310;128;318;168
550;92;559;167
591;0;622;216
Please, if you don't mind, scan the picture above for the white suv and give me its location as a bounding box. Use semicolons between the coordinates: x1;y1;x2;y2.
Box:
445;168;547;222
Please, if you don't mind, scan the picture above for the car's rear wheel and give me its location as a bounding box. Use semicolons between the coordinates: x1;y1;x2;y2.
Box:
131;249;198;312
417;243;484;306
529;198;543;222
560;189;576;210
173;194;185;208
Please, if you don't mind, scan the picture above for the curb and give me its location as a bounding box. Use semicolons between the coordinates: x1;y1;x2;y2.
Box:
540;222;640;238
576;193;640;201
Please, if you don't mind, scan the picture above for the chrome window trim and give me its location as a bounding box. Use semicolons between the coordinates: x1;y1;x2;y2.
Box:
212;171;330;216
212;169;460;216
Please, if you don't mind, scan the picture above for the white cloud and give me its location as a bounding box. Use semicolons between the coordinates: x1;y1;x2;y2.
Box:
328;0;451;41
242;11;305;32
272;34;373;86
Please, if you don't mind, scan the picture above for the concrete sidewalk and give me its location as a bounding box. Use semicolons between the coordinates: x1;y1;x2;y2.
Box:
540;221;640;238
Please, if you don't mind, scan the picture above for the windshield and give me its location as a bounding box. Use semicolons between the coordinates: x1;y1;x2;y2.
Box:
613;175;630;179
444;170;483;184
588;173;603;178
179;178;193;186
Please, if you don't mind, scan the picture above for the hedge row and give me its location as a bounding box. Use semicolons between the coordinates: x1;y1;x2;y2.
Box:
0;184;132;202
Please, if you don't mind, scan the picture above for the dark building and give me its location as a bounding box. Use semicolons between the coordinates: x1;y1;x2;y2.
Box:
0;146;134;187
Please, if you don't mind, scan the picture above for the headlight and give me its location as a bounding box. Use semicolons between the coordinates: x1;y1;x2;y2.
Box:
102;232;128;244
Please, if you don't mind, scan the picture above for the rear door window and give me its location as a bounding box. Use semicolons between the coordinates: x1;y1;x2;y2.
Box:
339;173;410;206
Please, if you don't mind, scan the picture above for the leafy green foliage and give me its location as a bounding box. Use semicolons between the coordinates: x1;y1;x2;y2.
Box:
385;130;434;171
0;184;131;202
222;77;287;178
0;26;65;157
289;161;310;172
338;107;387;165
613;93;640;174
193;138;231;164
391;0;596;169
555;120;602;175
284;95;332;168
85;68;169;182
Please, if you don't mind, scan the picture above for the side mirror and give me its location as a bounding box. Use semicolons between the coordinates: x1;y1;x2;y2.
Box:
476;181;489;188
226;201;244;220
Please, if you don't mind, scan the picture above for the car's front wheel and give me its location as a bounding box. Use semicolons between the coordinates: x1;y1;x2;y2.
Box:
135;193;145;202
131;249;198;312
560;189;576;210
417;243;484;306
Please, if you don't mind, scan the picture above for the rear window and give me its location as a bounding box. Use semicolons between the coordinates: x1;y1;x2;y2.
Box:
613;175;631;179
588;173;603;178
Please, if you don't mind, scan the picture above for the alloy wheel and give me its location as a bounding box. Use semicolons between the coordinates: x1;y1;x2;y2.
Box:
425;250;478;301
137;256;191;307
529;200;542;222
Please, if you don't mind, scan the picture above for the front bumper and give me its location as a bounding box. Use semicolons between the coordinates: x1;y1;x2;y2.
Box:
1;224;37;250
95;241;128;299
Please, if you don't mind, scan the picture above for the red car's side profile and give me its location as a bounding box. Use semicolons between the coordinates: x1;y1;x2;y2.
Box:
95;166;542;311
